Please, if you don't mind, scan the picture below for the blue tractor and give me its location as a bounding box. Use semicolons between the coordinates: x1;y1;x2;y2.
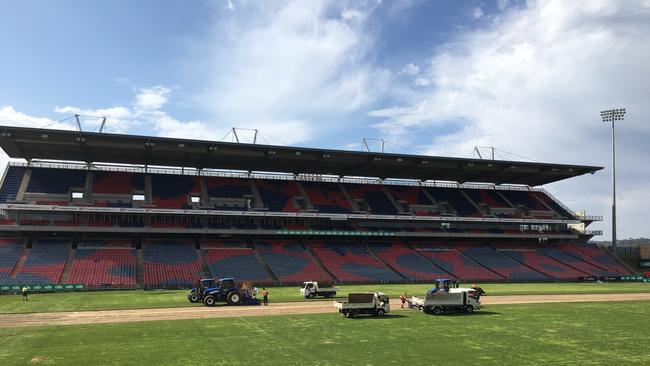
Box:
188;278;260;306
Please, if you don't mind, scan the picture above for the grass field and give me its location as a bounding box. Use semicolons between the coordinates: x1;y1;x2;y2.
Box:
1;282;649;314
1;301;649;365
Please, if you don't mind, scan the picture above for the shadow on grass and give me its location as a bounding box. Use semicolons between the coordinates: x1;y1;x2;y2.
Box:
344;314;409;320
420;310;502;317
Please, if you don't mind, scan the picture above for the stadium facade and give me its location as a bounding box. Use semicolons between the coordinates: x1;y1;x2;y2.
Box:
0;126;634;289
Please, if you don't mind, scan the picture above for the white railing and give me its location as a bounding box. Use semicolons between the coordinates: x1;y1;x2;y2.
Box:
575;215;604;221
583;230;603;236
0;203;580;224
534;187;581;219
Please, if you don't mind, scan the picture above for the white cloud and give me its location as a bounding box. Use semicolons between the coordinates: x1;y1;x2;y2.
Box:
368;0;650;238
400;63;420;76
472;7;484;19
226;0;234;11
134;86;170;111
195;0;389;145
0;106;78;172
0;106;72;131
414;77;431;86
496;0;511;11
51;87;222;141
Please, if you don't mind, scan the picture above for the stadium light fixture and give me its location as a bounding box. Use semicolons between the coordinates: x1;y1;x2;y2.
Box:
600;108;625;249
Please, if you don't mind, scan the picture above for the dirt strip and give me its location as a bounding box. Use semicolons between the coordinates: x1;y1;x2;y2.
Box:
2;293;650;328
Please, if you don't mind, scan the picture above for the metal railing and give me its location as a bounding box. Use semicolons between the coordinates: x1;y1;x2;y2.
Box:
575;215;604;221
583;230;603;236
8;161;565;193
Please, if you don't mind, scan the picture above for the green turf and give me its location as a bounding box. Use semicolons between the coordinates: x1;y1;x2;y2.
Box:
1;301;649;365
1;282;648;314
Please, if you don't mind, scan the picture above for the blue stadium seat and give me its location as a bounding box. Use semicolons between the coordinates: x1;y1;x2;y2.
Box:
27;168;86;194
0;166;26;202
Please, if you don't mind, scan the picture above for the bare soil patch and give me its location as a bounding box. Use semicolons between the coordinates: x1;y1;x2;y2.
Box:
2;292;649;328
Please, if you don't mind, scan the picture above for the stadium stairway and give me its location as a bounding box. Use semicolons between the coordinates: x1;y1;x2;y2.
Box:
136;250;143;288
499;249;588;280
197;248;211;279
602;247;639;275
253;249;279;283
9;249;29;277
537;247;613;277
370;242;455;281
59;248;76;284
365;243;409;282
461;246;549;281
416;245;505;281
303;243;338;282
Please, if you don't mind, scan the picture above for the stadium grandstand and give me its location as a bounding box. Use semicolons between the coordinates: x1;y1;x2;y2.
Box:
0;126;636;289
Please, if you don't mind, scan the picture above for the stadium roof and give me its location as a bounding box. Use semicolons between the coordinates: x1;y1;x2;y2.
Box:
0;126;602;186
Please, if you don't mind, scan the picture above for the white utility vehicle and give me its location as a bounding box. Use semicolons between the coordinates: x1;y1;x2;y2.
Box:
300;281;338;299
334;292;390;318
409;279;481;315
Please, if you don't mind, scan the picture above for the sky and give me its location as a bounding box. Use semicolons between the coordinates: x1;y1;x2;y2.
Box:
0;0;649;239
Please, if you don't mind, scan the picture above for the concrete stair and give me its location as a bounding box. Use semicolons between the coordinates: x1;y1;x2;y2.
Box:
10;249;30;277
60;249;76;284
136;249;143;288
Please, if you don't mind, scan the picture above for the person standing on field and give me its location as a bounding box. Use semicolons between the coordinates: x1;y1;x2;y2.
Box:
261;288;269;306
21;286;28;301
399;293;407;308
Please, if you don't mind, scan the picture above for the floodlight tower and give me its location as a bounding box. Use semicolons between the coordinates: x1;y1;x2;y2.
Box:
600;108;626;250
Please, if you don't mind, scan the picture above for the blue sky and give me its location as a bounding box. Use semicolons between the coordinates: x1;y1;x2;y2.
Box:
1;0;649;239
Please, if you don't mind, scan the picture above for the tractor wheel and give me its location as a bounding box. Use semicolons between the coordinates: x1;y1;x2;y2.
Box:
350;310;359;318
189;294;199;303
343;311;351;318
465;305;474;314
376;308;385;317
203;295;216;307
432;306;442;315
307;293;315;299
226;291;242;305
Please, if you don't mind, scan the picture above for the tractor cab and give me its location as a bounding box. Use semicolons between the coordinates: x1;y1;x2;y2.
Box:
428;279;460;293
218;278;236;292
200;278;218;290
188;278;220;303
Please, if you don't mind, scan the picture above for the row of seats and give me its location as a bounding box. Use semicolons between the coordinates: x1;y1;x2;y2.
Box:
417;248;504;281
371;243;449;281
257;241;331;283
310;241;403;283
141;240;203;289
67;248;136;287
9;239;71;284
204;248;271;283
2;167;570;218
0;237;635;287
0;239;24;274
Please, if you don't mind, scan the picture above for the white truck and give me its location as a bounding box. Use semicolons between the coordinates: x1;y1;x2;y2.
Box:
333;292;390;318
300;281;338;299
410;290;480;315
